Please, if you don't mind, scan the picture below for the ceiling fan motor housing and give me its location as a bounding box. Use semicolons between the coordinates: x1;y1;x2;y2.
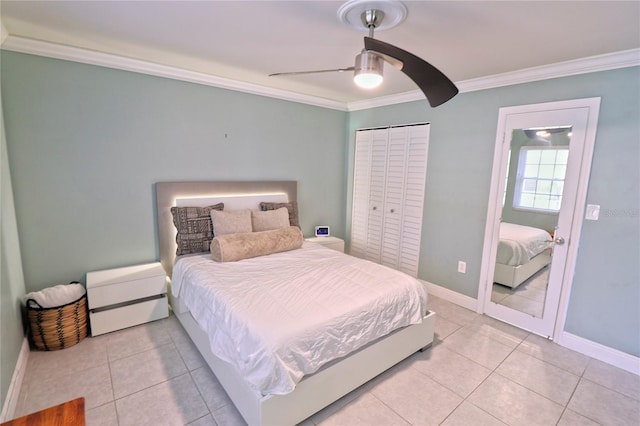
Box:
354;50;384;88
270;0;458;105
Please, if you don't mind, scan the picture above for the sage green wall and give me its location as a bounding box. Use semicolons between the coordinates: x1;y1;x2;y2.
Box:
1;51;348;291
347;67;640;357
0;87;27;414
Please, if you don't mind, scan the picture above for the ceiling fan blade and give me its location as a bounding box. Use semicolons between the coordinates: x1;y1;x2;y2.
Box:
364;37;458;107
269;67;355;77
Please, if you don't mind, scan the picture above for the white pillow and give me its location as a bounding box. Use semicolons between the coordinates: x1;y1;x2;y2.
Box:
251;207;290;232
210;209;252;236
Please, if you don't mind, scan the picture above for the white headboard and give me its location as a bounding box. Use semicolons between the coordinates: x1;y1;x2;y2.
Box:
175;193;287;209
156;181;297;276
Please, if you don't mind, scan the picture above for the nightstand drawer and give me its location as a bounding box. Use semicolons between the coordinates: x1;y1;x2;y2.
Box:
305;236;345;253
87;275;166;309
86;262;166;309
86;262;168;335
90;296;168;336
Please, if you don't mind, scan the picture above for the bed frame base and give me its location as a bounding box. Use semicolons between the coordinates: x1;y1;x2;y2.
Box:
494;251;551;289
158;182;435;425
419;343;433;352
173;295;435;426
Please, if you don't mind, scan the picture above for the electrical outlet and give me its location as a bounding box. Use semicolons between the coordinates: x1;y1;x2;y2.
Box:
586;204;600;220
458;261;466;274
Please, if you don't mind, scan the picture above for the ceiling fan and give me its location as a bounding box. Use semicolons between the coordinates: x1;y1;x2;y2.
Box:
269;0;458;107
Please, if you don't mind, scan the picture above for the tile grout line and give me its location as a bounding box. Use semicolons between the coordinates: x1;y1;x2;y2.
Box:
104;345;119;426
554;357;601;426
456;332;527;426
169;323;219;424
491;337;584;425
417;315;523;425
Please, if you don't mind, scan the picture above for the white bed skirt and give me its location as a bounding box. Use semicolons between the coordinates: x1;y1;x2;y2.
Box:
170;291;435;426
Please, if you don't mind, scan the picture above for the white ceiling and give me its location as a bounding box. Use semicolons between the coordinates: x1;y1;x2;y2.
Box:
1;1;639;105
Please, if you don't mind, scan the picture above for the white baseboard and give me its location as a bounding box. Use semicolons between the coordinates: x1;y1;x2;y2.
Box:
558;331;640;376
422;281;639;377
422;280;478;311
0;338;29;422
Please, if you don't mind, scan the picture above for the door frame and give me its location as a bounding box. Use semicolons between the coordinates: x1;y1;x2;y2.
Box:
477;97;601;340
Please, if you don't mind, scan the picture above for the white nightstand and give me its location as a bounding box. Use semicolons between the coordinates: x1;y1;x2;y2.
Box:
87;262;168;336
305;236;345;253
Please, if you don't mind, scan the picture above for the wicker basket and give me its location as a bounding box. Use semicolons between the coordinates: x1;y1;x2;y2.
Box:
26;291;89;351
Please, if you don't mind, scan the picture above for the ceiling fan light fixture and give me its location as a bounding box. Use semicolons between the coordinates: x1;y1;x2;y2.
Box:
353;50;384;89
270;1;458;106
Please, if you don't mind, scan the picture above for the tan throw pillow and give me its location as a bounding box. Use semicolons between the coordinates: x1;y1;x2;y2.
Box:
211;227;303;262
210;209;252;236
260;201;300;228
171;203;224;255
251;207;290;232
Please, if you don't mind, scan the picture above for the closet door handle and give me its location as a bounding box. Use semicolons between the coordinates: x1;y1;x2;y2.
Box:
390;209;395;213
372;206;377;211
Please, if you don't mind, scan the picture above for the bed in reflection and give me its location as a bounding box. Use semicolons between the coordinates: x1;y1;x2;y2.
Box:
155;181;435;426
494;222;553;289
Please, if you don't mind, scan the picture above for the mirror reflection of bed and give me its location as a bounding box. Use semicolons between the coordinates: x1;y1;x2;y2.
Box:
491;222;554;317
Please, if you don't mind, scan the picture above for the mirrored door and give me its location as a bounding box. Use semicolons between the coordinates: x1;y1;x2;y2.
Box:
480;98;601;338
490;126;571;318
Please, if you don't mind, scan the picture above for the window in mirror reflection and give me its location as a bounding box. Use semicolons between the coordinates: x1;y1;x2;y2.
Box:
514;147;569;213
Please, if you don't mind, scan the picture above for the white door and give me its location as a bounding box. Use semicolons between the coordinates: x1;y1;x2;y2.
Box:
350;128;388;262
366;128;389;262
479;98;600;338
380;127;408;269
350;130;373;259
395;125;430;277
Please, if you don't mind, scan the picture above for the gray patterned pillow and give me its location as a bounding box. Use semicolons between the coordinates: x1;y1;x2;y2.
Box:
171;203;224;255
260;201;300;228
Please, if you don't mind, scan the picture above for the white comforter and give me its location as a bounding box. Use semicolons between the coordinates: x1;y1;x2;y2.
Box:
171;242;427;396
497;222;553;266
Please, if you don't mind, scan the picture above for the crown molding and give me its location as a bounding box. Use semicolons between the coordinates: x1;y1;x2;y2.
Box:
2;35;638;113
347;48;640;111
455;48;640;94
0;36;348;112
347;90;424;111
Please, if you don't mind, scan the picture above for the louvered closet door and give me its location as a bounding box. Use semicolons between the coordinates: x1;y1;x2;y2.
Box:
380;128;408;269
350;130;373;259
351;128;388;262
350;124;429;277
365;129;389;262
396;124;430;277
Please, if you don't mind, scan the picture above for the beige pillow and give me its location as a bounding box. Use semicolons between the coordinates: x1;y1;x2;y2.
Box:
251;207;290;232
260;201;300;228
210;209;252;236
211;227;303;262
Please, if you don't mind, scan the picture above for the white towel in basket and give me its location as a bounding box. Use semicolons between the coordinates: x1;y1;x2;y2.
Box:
25;283;86;308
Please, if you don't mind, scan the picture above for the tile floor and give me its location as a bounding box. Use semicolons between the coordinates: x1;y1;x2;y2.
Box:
12;295;640;425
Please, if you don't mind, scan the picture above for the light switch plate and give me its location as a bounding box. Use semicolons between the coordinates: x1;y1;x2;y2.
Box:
586;204;600;220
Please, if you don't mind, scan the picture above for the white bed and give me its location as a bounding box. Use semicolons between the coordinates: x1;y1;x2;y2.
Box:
155;181;435;426
494;222;553;288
